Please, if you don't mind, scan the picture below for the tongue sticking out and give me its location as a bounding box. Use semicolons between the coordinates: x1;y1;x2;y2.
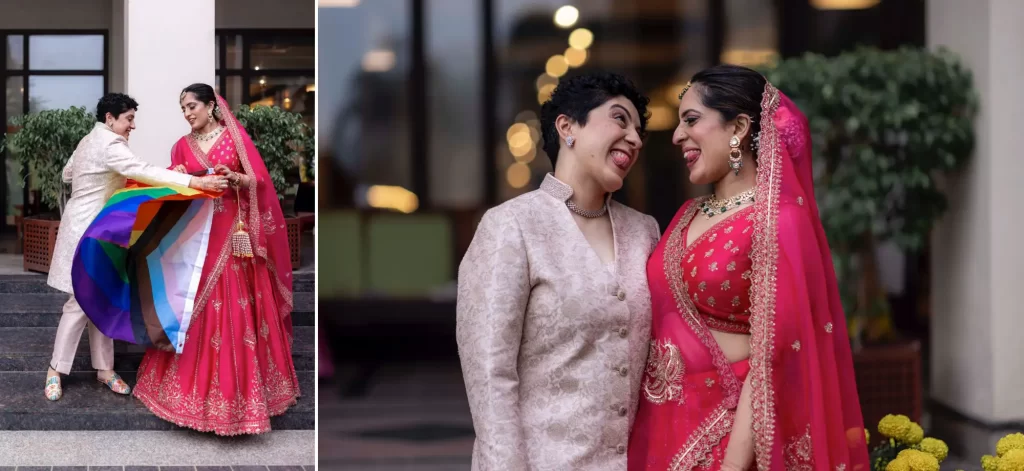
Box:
612;153;630;168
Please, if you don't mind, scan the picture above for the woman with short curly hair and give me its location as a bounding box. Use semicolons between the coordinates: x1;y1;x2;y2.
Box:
455;71;660;470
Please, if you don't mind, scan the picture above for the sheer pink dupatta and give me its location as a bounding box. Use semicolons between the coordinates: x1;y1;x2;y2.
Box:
747;85;869;470
188;96;295;332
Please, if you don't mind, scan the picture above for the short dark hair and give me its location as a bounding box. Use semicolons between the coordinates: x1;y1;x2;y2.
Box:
688;64;767;156
540;71;650;167
180;83;217;106
95;93;139;122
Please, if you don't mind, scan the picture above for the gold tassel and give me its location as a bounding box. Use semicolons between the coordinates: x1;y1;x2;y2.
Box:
231;220;254;258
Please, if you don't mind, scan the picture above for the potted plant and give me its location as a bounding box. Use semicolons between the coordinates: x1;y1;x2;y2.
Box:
4;106;94;273
762;46;978;433
234;103;309;270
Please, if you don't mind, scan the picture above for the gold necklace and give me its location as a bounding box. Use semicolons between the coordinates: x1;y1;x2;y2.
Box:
192;125;224;142
700;188;755;219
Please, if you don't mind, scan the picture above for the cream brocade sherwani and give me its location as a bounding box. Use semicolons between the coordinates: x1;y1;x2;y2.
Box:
46;122;191;375
456;173;661;471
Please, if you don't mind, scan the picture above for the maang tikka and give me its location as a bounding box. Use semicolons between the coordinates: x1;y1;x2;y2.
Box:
728;135;742;175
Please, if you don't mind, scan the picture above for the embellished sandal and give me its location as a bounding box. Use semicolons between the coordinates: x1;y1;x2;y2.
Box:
44;375;62;401
98;372;131;395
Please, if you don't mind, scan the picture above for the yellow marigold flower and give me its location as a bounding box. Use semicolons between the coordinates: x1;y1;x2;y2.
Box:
983;454;1001;471
866;429;871;444
878;414;912;439
997;433;1024;457
919;437;949;462
887;458;911;471
896;449;940;471
903;423;924;445
998;449;1024;471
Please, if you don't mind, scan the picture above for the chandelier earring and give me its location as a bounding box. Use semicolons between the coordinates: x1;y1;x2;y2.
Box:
728;135;743;176
566;136;575;148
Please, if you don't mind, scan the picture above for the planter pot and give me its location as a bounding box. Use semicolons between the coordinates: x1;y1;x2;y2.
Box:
23;217;61;274
286;217;301;270
853;339;922;436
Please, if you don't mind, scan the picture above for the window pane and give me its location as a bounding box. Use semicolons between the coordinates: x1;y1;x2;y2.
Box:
28;35;104;70
319;2;411;202
225;35;243;69
248;76;314;127
6;77;23;124
5;77;24;226
28;76;104;113
249;34;314;70
7;36;24;70
225;76;243;109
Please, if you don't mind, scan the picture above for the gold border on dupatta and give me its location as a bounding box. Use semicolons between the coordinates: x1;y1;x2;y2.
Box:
748;83;782;471
668;405;735;471
661;199;745;468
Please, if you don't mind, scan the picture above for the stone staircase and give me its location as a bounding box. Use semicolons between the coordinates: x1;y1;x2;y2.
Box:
0;272;316;432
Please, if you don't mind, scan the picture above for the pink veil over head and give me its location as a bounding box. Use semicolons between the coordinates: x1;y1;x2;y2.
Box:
190;95;295;332
746;83;870;470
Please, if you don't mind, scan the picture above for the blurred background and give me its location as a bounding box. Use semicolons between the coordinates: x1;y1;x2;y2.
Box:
318;0;1023;469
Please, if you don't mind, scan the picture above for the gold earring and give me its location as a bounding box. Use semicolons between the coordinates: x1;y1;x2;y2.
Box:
728;135;742;176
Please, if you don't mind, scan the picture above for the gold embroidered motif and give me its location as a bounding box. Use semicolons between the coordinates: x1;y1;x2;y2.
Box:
691;266;697;277
214;300;222;312
262;210;277;235
724;240;734;250
708;296;716;307
743;226;752;234
731;247;741;254
698;281;707;292
784;425;814;471
643;338;685;405
705;248;715;258
727;261;737;272
732;296;741;307
244;326;258;350
725;226;734;234
214;198;225;213
260;319;270;339
742;270;752;280
709;233;718;242
211;329;222;350
721;280;731;290
836;464;847;471
693;292;699;302
705;378;714;388
797;196;804;206
709;262;718;272
825;322;833;333
687;253;695;263
792;340;801;351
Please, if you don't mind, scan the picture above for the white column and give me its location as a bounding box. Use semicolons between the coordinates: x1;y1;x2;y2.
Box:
123;0;215;166
928;0;1024;455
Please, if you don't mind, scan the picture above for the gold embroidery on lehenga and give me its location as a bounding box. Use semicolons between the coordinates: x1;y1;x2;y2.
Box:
721;280;731;291
668;406;735;471
262;210;277;235
727;261;737;272
643;338;685;405
825;322;834;333
784;425;814;471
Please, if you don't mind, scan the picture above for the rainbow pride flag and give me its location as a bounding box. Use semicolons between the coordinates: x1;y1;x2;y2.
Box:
72;182;220;354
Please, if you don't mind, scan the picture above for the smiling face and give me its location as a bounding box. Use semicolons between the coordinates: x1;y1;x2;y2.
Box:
105;109;136;140
180;92;216;132
672;85;750;185
559;96;645;193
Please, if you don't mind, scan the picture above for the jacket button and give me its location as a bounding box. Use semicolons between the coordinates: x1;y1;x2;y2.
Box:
618;406;628;417
616;291;626;301
618;366;628;377
617;444;626;454
618;327;628;338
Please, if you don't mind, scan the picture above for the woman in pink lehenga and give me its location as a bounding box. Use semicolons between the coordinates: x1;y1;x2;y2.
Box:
628;65;870;470
132;83;300;436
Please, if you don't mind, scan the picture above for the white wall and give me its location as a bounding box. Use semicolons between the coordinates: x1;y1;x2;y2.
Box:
929;0;1024;424
123;0;216;166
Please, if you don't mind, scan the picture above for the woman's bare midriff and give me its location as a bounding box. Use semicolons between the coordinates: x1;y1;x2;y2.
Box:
710;329;751;363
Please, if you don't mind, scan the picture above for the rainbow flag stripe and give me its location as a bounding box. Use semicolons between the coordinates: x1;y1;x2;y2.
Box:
72;183;219;353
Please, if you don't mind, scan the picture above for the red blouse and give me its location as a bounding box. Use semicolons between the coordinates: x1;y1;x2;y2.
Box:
679;206;755;334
